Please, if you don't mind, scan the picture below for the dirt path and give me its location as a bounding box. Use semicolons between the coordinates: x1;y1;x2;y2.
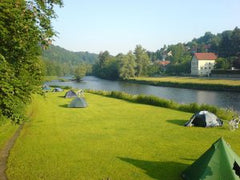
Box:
0;124;23;180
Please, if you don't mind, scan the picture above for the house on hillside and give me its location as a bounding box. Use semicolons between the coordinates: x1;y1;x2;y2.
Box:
191;53;217;76
155;60;171;72
157;60;171;66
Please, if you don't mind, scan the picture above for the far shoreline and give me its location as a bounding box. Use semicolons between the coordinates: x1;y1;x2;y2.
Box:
125;77;240;92
44;75;240;92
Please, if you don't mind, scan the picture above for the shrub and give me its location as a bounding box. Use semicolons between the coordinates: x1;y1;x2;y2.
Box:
86;89;234;120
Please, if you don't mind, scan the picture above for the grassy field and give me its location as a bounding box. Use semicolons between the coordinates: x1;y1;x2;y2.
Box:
44;76;59;82
5;92;240;180
131;76;240;86
44;76;70;82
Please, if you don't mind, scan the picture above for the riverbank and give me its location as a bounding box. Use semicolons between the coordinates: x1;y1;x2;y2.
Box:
4;91;240;179
44;76;70;82
86;89;235;120
45;76;240;111
128;76;240;92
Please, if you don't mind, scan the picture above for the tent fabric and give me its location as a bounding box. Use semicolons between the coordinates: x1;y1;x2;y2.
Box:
52;87;63;92
42;84;51;91
182;137;240;180
64;90;77;98
185;111;223;127
68;97;87;108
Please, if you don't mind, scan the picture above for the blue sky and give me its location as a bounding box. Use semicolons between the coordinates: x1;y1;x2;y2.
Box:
52;0;240;55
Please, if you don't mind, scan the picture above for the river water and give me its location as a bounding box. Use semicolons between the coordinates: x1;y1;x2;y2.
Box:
47;76;240;111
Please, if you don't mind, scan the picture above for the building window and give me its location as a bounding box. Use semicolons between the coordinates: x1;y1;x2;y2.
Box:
205;67;207;69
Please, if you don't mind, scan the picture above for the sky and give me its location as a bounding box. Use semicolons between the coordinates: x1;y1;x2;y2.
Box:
52;0;240;55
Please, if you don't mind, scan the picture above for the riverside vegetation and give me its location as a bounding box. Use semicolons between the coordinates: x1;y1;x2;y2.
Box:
86;90;235;120
4;91;240;180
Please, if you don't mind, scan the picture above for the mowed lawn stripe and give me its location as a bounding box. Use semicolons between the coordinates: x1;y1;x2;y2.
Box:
6;92;240;180
132;76;240;86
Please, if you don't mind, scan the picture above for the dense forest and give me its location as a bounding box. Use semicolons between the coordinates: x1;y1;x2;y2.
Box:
92;27;240;79
42;45;98;76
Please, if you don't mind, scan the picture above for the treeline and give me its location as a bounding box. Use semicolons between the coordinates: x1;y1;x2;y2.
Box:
42;45;98;76
43;45;98;64
148;27;240;73
42;59;92;78
92;45;156;80
93;27;240;79
0;1;62;123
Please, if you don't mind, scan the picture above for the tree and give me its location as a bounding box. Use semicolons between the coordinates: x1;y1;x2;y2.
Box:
74;64;87;82
231;27;240;57
134;45;150;76
167;43;188;64
208;35;221;53
98;51;111;68
146;64;162;76
214;58;230;69
219;30;233;57
92;51;120;80
0;0;62;123
166;60;191;75
119;52;136;80
233;57;240;69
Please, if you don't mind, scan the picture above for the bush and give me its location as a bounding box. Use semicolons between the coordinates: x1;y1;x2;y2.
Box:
86;89;235;120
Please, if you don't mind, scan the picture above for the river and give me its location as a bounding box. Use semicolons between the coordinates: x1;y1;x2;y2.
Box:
46;76;240;111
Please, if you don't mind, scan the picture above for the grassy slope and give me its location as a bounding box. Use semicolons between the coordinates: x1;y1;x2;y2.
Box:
131;76;240;86
6;92;240;180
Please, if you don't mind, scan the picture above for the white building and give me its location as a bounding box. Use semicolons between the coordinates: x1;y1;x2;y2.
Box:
191;53;217;76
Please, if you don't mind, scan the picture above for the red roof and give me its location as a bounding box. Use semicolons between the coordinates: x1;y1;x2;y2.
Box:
194;53;217;60
158;60;170;66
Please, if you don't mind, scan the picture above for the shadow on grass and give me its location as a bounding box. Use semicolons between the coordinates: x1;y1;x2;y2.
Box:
167;119;187;126
59;104;68;108
118;157;188;180
180;157;196;162
58;95;65;98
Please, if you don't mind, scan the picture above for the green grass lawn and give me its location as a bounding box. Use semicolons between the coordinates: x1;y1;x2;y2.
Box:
0;122;18;151
131;76;240;86
44;76;59;82
44;76;71;82
6;92;240;180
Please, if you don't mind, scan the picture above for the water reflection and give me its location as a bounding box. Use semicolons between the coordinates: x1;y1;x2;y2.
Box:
196;91;217;105
47;76;240;111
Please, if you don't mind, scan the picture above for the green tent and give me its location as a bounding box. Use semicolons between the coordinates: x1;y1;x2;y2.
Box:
182;137;240;180
68;97;87;108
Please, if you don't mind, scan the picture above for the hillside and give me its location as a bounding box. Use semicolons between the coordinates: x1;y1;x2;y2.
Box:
42;45;98;64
